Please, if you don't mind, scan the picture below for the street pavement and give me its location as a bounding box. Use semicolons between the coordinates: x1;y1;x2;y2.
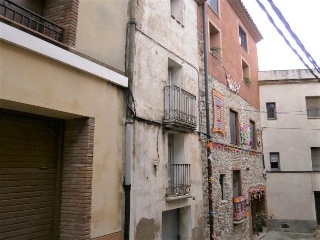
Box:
258;231;320;240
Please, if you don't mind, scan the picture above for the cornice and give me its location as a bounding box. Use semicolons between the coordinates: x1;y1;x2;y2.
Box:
227;0;263;43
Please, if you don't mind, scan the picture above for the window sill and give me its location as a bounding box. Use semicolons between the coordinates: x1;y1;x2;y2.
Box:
221;200;228;204
171;15;185;27
267;118;277;120
233;218;246;225
165;194;192;202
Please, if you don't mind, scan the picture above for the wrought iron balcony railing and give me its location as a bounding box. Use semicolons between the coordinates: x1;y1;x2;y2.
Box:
167;164;191;196
0;0;64;42
164;85;196;131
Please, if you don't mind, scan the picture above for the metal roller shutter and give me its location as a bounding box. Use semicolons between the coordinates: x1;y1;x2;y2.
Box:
0;111;61;240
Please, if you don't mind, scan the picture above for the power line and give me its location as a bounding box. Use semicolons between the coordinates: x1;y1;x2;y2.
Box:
255;0;320;82
267;0;320;75
263;126;320;131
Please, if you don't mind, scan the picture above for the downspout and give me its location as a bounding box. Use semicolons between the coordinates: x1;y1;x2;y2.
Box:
124;1;136;239
202;3;214;240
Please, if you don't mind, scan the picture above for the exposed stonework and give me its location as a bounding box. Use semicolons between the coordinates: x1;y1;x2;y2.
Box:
200;75;266;240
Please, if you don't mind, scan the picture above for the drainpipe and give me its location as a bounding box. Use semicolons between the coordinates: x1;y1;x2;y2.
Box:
124;1;136;240
202;3;214;240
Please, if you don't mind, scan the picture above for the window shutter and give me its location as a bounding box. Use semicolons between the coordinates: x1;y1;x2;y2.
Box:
306;97;320;118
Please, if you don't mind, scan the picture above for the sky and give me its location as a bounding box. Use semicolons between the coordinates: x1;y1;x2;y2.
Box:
241;0;320;72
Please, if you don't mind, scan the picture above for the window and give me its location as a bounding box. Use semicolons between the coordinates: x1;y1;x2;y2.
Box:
219;174;227;200
270;152;280;171
230;110;238;145
170;0;184;24
242;60;250;85
167;134;190;196
232;170;241;197
239;26;247;51
266;102;277;119
208;0;219;15
306;97;320;118
311;147;320;171
249;120;256;149
209;22;221;57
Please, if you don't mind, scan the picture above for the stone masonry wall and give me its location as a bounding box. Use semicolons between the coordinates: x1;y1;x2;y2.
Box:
200;73;266;240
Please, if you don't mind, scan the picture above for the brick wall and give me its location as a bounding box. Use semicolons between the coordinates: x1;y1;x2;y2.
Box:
60;118;94;239
43;0;79;46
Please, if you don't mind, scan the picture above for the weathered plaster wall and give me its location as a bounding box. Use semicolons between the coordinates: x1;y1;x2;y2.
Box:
266;173;315;220
128;0;205;239
76;0;129;72
259;69;320;233
0;41;125;239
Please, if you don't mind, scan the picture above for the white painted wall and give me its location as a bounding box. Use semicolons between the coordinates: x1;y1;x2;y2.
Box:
259;69;320;224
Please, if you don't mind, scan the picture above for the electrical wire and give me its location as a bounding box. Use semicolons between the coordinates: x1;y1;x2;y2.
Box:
267;0;320;75
255;0;320;82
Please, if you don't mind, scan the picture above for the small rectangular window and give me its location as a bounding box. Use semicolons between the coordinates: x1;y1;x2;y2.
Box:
170;0;183;24
233;170;241;197
311;147;320;171
208;0;219;15
306;97;320;118
270;152;280;171
242;60;250;85
239;26;247;51
209;22;221;58
219;174;227;200
266;102;277;119
230;110;238;145
249;120;256;149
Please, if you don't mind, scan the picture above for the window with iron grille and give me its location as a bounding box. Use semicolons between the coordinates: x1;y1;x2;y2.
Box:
311;147;320;171
306;96;320;118
230;110;238;145
239;26;247;51
208;0;219;15
270;152;280;171
266;102;277;119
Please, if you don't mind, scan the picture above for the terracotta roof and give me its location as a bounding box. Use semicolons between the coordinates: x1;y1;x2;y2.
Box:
228;0;263;42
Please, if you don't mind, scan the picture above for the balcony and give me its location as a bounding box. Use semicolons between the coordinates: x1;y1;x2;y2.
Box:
167;164;191;198
0;0;64;42
164;85;197;133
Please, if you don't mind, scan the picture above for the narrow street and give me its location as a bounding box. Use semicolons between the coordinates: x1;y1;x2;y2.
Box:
256;231;320;240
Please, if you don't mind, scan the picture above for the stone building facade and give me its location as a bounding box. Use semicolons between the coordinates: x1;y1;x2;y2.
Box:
196;1;267;239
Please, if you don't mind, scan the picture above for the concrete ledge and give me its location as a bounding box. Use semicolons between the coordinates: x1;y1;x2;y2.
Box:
0;22;128;88
268;219;317;233
165;195;192;202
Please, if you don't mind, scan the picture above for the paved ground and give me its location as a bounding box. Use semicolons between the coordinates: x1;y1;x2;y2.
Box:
257;231;320;240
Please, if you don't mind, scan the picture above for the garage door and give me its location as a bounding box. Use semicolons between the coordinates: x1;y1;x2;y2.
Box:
0;111;61;239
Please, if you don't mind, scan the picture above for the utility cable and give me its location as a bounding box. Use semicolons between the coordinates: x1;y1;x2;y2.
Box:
267;0;320;76
255;0;320;81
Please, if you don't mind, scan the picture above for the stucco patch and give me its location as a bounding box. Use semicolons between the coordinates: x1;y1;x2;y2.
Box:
135;218;159;240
